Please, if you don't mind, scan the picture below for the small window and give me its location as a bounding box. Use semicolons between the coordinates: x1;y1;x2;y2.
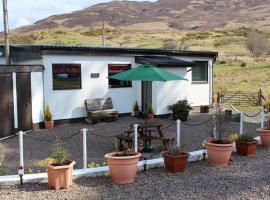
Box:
108;64;132;88
52;64;81;90
192;61;208;83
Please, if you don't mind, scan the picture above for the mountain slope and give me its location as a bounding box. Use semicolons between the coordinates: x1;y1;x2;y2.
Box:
16;0;270;32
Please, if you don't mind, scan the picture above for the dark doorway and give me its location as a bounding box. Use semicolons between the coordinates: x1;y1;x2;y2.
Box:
0;73;14;138
141;81;152;114
16;73;32;131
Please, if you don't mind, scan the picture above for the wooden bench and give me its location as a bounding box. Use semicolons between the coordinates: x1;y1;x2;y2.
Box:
85;97;118;123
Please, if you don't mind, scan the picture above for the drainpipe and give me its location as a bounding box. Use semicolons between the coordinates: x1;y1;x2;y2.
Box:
2;0;10;65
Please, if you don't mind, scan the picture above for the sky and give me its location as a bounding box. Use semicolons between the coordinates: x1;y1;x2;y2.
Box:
0;0;157;31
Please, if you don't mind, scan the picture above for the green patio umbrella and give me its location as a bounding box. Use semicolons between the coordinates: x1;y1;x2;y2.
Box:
109;64;188;121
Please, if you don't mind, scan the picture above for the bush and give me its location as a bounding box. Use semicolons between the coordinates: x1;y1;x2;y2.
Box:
162;40;178;49
238;133;255;142
44;104;53;121
168;20;183;30
51;140;70;165
240;62;247;67
246;33;270;56
147;104;153;114
182;31;211;41
168;100;192;113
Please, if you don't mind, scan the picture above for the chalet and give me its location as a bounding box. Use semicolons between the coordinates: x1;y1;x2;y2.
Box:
0;45;218;138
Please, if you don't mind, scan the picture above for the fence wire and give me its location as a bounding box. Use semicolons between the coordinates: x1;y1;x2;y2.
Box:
243;110;262;118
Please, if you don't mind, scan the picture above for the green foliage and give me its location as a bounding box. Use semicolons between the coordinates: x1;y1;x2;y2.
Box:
28;168;34;174
81;28;119;37
229;133;239;142
182;31;211;41
168;100;192;113
133;101;140;111
162;40;178;49
51;139;70;165
168;145;182;156
87;161;107;168
147;104;153;114
240;62;246;67
44;104;53;121
238;133;255;142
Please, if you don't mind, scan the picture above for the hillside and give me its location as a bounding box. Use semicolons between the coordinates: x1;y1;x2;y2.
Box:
14;0;270;32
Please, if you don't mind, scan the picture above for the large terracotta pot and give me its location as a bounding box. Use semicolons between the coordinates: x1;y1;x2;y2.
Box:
236;140;258;156
204;138;234;167
47;160;75;190
105;152;141;184
45;120;54;129
162;151;189;173
256;128;270;147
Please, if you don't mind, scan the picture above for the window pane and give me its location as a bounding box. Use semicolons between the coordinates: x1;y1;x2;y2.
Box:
52;64;81;90
192;61;208;82
108;64;132;88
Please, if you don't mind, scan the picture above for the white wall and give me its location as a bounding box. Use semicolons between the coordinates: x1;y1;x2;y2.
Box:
43;55;139;120
152;67;189;115
0;58;5;64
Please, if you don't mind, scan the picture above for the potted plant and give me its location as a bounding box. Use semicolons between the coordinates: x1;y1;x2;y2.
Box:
162;145;189;173
104;146;141;184
46;140;75;190
147;104;154;119
204;114;234;167
236;133;258;156
256;117;270;147
133;101;140;117
44;104;54;129
168;100;192;121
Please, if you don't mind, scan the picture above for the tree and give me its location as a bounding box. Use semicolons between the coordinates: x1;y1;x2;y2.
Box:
246;33;270;56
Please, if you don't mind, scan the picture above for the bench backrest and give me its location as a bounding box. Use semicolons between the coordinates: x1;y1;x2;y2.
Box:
85;97;113;111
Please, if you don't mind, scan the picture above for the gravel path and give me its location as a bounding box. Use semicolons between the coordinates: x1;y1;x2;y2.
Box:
0;114;259;175
0;146;270;200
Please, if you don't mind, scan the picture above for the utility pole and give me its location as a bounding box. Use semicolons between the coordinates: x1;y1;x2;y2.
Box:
102;22;105;47
2;0;10;64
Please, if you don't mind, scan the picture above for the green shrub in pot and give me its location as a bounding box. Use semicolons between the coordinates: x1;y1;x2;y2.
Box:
168;100;192;121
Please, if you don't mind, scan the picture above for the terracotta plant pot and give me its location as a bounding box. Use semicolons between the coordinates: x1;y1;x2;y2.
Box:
256;128;270;147
45;120;54;129
105;152;141;184
204;138;234;167
147;113;154;120
162;151;189;173
47;160;75;190
236;140;258;156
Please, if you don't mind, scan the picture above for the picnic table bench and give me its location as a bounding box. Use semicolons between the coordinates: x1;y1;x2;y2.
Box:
85;97;118;123
117;122;174;151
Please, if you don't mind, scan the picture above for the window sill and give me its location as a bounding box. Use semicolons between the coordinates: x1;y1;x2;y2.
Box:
109;86;133;89
192;81;208;85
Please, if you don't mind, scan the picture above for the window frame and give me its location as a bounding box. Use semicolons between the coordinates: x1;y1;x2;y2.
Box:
108;64;132;88
191;61;209;84
52;63;82;90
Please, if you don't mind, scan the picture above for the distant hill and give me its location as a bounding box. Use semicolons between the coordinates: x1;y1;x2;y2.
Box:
14;0;270;33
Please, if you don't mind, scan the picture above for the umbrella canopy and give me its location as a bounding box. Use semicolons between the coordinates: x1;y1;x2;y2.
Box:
109;64;188;82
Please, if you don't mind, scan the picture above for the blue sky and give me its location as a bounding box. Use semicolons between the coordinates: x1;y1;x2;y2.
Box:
0;0;157;31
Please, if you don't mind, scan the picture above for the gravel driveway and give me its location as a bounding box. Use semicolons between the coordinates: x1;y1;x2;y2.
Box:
0;114;259;175
0;146;269;200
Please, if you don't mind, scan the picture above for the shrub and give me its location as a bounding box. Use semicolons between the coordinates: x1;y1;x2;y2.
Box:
162;40;178;49
168;20;183;30
168;100;192;113
44;104;53;121
240;62;247;67
133;101;140;111
51;139;70;165
238;133;255;142
147;104;153;114
246;33;270;56
168;145;182;156
182;31;211;41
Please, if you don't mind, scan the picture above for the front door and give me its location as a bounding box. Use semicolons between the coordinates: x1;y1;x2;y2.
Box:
0;73;14;138
141;81;152;114
16;73;32;131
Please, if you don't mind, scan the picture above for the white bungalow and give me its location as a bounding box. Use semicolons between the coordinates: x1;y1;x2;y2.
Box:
0;45;218;137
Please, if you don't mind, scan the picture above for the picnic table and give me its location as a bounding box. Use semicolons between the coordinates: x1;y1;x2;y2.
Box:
117;122;174;152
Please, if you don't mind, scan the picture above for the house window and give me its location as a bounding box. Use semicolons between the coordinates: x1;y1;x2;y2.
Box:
108;64;132;88
52;64;82;90
192;61;208;83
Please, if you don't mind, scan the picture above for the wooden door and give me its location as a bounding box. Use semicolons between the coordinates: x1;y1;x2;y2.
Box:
16;73;32;131
0;73;14;138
